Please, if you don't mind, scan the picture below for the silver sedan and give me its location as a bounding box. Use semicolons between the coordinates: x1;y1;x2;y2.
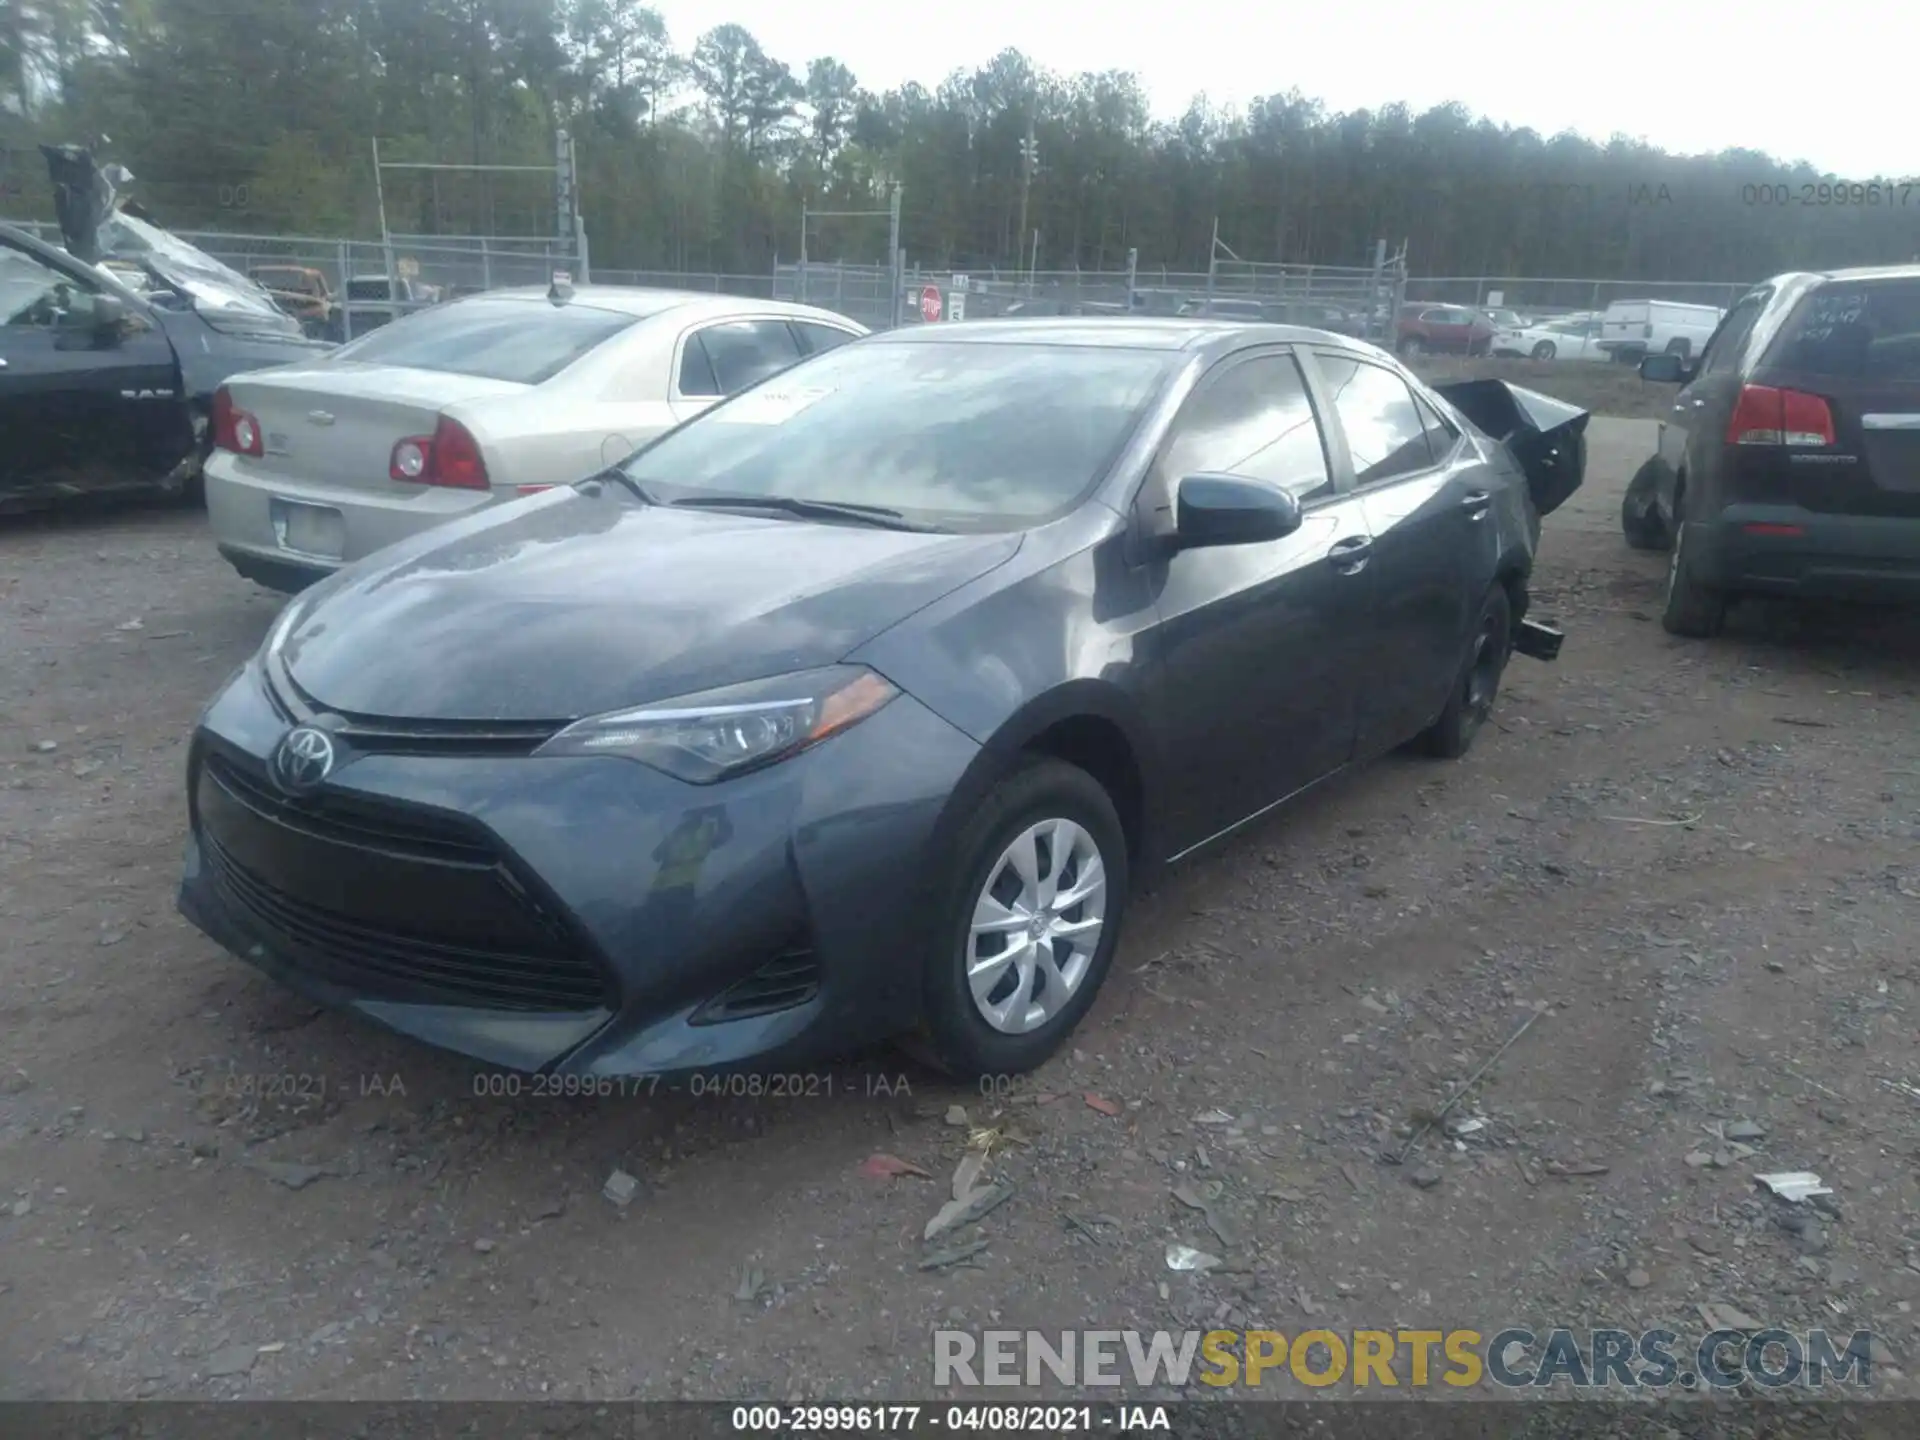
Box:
202;287;868;592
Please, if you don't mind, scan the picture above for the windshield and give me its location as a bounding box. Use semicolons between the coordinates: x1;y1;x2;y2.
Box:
328;298;638;383
621;340;1175;532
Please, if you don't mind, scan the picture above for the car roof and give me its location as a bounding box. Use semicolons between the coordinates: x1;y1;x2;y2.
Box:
472;285;862;327
1760;264;1920;289
867;316;1381;356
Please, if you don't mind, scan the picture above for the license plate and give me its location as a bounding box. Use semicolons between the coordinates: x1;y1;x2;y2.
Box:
271;500;345;559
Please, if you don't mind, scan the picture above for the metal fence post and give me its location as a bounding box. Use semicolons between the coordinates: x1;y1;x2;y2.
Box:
338;240;353;341
1126;247;1138;315
1368;240;1386;341
481;239;493;293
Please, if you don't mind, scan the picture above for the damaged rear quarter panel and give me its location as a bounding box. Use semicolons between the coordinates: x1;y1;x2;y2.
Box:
1433;378;1590;520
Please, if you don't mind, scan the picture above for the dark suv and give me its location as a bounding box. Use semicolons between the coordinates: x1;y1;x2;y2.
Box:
1625;266;1920;636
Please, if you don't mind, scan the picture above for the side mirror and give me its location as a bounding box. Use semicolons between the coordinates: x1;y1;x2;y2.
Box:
92;293;127;338
1639;353;1689;384
1175;473;1304;549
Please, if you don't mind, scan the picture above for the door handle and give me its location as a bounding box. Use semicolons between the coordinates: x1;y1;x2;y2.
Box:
1328;536;1371;575
1460;489;1491;519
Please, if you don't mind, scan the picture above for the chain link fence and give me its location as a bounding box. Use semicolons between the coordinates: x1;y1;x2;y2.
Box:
1405;275;1752;320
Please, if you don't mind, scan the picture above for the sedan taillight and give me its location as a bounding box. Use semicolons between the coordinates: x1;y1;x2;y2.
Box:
211;386;264;457
388;415;491;489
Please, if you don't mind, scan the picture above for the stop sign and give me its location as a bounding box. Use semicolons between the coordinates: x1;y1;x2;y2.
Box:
920;285;943;323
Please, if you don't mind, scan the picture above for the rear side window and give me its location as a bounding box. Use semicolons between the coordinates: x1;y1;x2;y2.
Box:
331;299;635;383
1700;298;1766;376
792;321;859;356
1769;280;1920;381
680;319;804;397
1315;354;1435;486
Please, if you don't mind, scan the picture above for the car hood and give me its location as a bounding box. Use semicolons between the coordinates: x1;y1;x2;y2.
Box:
277;487;1023;723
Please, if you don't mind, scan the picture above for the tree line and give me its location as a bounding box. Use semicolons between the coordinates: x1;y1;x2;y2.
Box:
4;0;1916;280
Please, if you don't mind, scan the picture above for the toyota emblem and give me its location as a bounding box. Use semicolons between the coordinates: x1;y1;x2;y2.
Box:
271;726;336;794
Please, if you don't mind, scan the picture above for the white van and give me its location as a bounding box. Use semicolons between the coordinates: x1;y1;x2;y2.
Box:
1598;299;1724;363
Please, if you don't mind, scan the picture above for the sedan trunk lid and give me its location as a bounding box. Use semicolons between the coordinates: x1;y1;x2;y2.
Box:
223;363;525;496
1433;379;1590;517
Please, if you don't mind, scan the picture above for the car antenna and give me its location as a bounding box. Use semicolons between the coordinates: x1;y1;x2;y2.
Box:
548;269;574;306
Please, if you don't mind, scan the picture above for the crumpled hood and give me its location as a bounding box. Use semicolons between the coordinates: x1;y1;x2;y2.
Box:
279;486;1021;723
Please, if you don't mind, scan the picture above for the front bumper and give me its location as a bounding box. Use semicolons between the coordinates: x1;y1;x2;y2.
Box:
1689;505;1920;603
177;661;983;1076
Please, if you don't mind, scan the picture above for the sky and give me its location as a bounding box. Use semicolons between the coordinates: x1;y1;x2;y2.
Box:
648;0;1915;180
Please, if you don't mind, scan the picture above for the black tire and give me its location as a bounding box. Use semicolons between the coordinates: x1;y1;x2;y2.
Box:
1621;458;1672;551
1664;337;1691;358
917;758;1130;1079
1661;519;1727;638
1531;340;1556;360
1421;585;1512;760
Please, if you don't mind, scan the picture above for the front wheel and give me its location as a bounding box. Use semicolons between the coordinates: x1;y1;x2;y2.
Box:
918;759;1130;1078
1531;340;1557;360
1421;585;1512;760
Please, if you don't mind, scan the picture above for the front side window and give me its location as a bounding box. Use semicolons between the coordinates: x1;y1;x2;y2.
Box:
1315;353;1435;486
626;339;1173;532
1153;353;1332;502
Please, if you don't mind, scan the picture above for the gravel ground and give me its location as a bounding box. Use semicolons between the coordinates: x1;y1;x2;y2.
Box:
3;403;1918;1412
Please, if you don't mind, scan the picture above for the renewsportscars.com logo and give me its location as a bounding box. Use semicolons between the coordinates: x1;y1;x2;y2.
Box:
933;1327;1882;1390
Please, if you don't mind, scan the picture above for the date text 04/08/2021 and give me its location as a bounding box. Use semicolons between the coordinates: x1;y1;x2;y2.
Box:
729;1404;1172;1432
467;1070;918;1100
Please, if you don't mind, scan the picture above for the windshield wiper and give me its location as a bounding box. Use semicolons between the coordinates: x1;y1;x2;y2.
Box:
667;494;937;532
594;469;658;504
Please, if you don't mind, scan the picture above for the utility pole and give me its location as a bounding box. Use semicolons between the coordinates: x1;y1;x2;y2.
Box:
1016;120;1037;285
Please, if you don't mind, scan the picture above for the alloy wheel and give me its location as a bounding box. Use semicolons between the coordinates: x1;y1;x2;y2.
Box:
966;818;1107;1035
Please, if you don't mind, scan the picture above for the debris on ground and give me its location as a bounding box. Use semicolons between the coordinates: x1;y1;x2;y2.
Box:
949;1151;987;1200
1165;1243;1222;1273
924;1181;1015;1242
1756;1171;1832;1202
943;1105;969;1128
241;1158;331;1191
918;1239;990;1272
1395;1009;1545;1162
857;1153;931;1181
1083;1093;1121;1117
601;1169;640;1209
1410;1165;1443;1189
734;1266;767;1302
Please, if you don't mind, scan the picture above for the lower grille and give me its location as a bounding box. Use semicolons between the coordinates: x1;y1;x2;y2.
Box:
205;832;611;1012
691;949;821;1025
195;750;612;1013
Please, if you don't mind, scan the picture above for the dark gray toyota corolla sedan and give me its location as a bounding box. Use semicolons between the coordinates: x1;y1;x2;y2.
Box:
177;319;1587;1079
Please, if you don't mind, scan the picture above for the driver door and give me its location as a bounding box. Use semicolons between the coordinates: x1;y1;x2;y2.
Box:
1140;349;1372;855
0;238;188;503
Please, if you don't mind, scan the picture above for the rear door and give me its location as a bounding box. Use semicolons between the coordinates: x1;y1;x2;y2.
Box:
1751;276;1920;519
1658;290;1771;520
1142;348;1371;853
0;236;189;504
1309;349;1485;755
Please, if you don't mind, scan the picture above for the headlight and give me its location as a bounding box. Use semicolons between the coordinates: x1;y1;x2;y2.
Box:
533;665;900;784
